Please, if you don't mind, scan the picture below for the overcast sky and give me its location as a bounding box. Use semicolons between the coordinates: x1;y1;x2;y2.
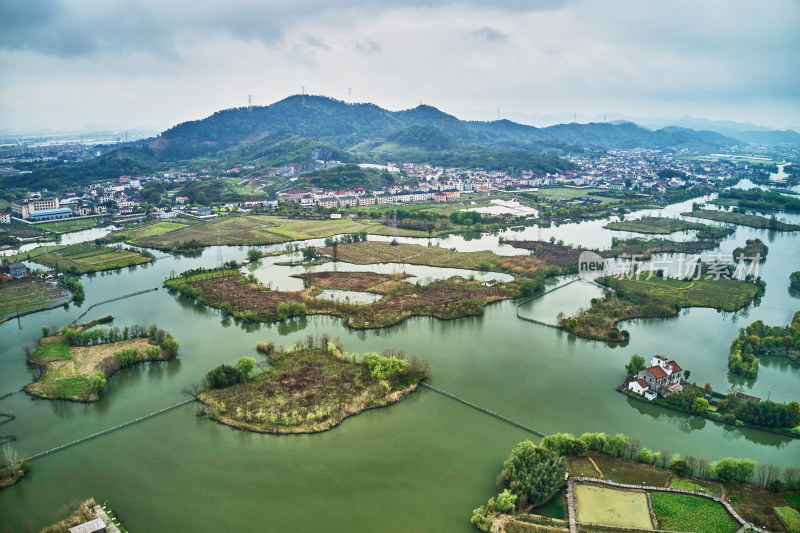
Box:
1;0;798;135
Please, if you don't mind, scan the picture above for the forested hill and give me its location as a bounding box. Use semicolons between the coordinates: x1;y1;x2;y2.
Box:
155;94;741;158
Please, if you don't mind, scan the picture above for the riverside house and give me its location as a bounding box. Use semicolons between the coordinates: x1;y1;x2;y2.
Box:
628;355;685;400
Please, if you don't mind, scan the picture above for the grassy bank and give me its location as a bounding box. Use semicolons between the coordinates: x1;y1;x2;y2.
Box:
683;209;800;231
25;321;179;402
560;273;761;342
165;268;514;329
198;339;427;433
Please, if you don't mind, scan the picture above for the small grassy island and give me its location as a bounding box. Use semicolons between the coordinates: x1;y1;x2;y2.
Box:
604;216;732;238
0;445;27;490
198;337;428;433
560;271;763;342
729;310;800;378
683;209;800;231
25;318;179;401
165;266;514;329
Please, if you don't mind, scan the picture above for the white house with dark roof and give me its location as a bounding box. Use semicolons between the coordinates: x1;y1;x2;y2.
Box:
635;355;684;397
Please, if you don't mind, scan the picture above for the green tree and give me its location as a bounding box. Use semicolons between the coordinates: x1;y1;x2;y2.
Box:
691;397;710;415
235;357;256;379
499;441;567;508
247;248;262;262
625;353;646;376
88;371;107;395
669;456;691;477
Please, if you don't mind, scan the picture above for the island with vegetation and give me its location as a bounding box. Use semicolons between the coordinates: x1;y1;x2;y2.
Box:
712;187;800;214
621;354;800;438
729;310;800;378
197;336;428;433
470;431;800;532
25;318;180;402
166;266;513;329
732;238;768;261
0;444;27;490
683;209;800;231
604;216;733;238
558;270;763;342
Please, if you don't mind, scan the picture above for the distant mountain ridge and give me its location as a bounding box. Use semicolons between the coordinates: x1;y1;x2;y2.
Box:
156;94;746;158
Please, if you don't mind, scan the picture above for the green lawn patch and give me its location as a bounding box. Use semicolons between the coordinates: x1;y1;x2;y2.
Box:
323;240;500;269
114;220;190;240
776;506;800;533
574;484;652;528
786;492;800;510
670;478;711;494
650;492;738;533
31;338;72;361
198;339;427;433
36;218;99;233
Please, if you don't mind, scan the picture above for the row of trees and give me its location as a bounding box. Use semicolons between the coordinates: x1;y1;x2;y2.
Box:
537;431;800;490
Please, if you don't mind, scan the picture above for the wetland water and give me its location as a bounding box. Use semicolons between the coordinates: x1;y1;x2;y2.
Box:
1;196;799;531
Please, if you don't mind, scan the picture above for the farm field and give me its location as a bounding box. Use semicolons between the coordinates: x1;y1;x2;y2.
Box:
130;215;428;249
11;243;152;274
573;484;652;528
321;241;500;269
253;216;427;240
0;278;71;319
114;220;193;240
537;187;622;204
36;218;100;233
649;492;738;533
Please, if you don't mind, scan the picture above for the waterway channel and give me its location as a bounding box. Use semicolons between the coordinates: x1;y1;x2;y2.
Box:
1;193;799;531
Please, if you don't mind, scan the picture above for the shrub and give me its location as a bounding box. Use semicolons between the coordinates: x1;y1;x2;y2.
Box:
203;364;244;389
499;441;566;508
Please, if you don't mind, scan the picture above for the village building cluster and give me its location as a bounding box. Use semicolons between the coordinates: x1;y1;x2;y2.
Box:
1;149;750;225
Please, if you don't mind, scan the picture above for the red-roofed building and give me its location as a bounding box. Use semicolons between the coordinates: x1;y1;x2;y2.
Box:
636;355;686;396
0;212;10;224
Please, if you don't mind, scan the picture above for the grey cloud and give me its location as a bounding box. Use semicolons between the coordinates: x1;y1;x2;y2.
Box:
0;0;571;58
353;39;382;54
304;34;330;50
472;26;509;42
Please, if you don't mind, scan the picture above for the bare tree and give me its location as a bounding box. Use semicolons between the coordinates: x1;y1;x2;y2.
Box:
783;467;800;489
182;384;201;399
626;437;642;459
765;465;779;488
756;464;769;487
658;448;671;468
684;455;698;477
697;457;711;479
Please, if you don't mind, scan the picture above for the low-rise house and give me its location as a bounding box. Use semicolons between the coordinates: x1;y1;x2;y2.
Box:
635;355;685;397
9;262;29;278
0;211;10;224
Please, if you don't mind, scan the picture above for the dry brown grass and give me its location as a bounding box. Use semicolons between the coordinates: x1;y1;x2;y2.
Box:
41;498;98;533
72;337;152;376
